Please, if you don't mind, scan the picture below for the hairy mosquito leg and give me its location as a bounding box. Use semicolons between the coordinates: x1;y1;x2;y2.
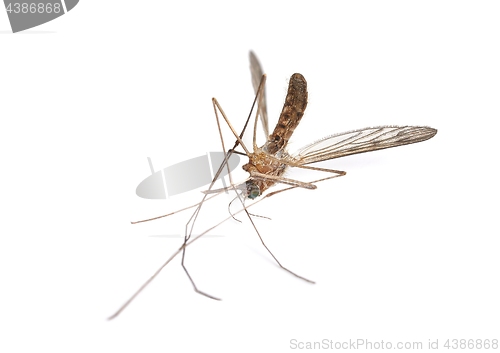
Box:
236;171;348;284
108;171;343;320
232;182;314;283
108;201;249;319
229;149;250;157
210;74;266;158
263;173;346;199
174;78;269;300
178;197;220;300
244;206;315;283
235;182;314;282
130;164;344;225
250;172;318;190
287;163;347;176
180;243;221;301
131;192;223;224
107;241;188;320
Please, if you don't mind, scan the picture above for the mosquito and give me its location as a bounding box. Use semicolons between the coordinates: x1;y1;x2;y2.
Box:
108;52;437;319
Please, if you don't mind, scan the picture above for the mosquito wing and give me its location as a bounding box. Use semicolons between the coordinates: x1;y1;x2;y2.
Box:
249;51;269;138
296;126;437;165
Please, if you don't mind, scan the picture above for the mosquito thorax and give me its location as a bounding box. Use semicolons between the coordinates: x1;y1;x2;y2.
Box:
246;181;261;199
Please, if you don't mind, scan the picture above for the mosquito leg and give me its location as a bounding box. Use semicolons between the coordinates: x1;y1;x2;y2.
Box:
263;173;346;198
207;75;267;200
108;202;253;319
211;74;266;157
228;149;249;157
241;205;315;283
250;172;318;190
289;163;346;176
107;242;188;320
180;243;221;301
131;192;223;224
232;179;318;284
171;204;221;301
108;172;341;319
179;170;344;296
186;75;268;238
174;77;268;301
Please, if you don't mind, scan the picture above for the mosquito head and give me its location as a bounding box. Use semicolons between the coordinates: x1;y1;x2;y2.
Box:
246;181;261;199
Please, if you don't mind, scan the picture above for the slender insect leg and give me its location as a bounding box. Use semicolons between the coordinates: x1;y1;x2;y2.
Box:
130;192;223;224
252;152;347;189
180;243;221;300
210;75;267;156
288;163;347;177
109;197;267;320
108;169;341;319
178;76;269;300
250;171;318;190
230;170;347;284
242;204;316;283
262;173;347;199
130;165;344;225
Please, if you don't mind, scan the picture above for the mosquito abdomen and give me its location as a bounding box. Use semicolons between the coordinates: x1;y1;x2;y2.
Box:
265;73;308;154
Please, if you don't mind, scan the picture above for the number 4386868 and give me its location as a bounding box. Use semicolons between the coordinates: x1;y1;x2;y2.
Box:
6;2;62;14
444;339;498;350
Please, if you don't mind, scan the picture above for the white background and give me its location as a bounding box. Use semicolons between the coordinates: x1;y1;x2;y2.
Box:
1;1;499;352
